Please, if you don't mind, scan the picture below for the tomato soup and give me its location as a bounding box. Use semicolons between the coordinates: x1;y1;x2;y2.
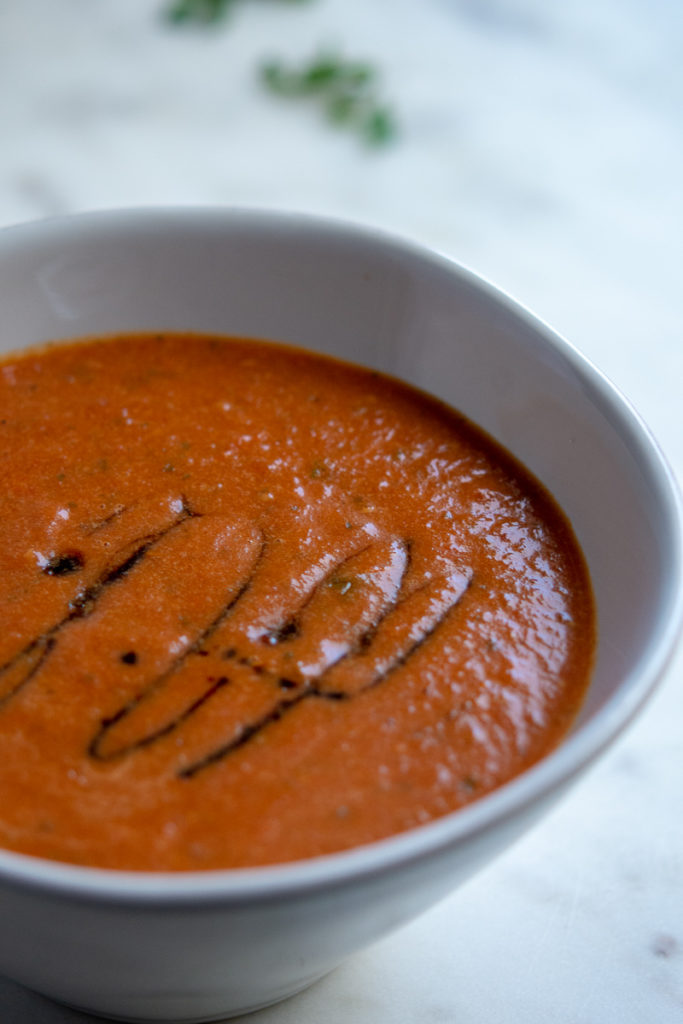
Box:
0;334;594;870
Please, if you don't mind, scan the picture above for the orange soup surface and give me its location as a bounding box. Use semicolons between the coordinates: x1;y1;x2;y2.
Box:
0;334;594;870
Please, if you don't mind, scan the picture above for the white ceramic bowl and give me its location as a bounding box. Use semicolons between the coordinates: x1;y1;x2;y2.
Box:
0;208;680;1023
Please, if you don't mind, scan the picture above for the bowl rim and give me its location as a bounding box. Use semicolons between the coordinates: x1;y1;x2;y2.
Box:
0;205;680;905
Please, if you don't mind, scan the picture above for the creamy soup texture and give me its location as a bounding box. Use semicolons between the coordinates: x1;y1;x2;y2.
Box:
0;334;594;870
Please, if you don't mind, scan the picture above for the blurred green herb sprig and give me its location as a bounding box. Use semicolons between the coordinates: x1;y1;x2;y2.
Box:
166;0;310;26
163;1;398;147
166;0;235;24
261;52;397;146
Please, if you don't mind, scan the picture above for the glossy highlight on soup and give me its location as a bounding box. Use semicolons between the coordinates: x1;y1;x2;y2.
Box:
0;334;594;870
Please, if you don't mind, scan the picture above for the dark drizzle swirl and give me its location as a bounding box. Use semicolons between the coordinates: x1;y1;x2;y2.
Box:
0;500;196;708
88;535;267;760
1;512;471;779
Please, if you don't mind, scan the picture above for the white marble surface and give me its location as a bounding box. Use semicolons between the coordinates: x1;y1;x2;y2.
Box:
1;1;682;1020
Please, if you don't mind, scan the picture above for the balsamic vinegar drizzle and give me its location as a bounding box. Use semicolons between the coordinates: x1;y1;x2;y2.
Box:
179;566;473;780
0;499;197;708
89;536;406;765
179;689;309;779
260;541;375;646
1;509;471;778
88;534;267;760
43;551;85;577
90;532;470;778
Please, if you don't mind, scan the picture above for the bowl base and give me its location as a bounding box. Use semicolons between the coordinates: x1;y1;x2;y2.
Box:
54;970;332;1023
